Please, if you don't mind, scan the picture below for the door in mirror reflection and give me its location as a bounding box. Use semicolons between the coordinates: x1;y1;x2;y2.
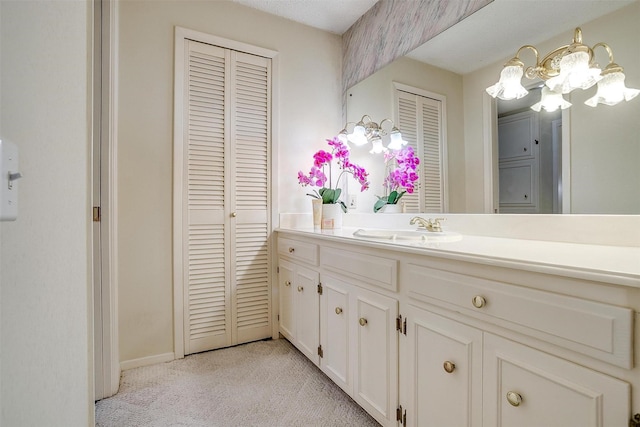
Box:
497;90;562;214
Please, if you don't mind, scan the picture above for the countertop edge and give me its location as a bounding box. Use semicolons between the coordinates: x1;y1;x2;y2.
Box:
275;227;640;289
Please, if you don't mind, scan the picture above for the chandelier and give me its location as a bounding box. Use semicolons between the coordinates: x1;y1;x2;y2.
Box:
486;27;639;112
337;115;408;153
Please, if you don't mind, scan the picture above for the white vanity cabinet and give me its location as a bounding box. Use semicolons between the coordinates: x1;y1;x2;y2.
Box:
276;230;639;426
319;275;351;394
483;333;630;427
350;284;398;426
320;274;399;426
277;238;320;365
402;305;483;427
319;244;400;427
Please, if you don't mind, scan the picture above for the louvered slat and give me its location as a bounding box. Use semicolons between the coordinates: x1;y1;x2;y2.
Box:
187;224;227;340
235;222;269;330
397;95;420;213
187;43;225;210
234;56;269;211
422;100;443;212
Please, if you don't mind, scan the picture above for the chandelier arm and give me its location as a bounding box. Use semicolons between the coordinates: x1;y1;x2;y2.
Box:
592;42;615;65
514;45;542;80
379;118;395;129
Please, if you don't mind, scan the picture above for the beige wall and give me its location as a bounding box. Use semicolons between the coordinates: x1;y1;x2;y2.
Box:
0;0;91;424
463;2;640;213
346;57;466;213
117;1;342;363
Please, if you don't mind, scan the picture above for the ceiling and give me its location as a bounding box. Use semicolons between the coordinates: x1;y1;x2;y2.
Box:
232;0;379;35
232;0;635;74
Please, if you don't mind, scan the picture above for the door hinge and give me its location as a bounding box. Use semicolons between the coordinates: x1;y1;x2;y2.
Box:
317;283;323;295
277;266;279;273
317;345;323;358
396;314;406;335
630;413;640;427
92;206;101;222
396;405;406;427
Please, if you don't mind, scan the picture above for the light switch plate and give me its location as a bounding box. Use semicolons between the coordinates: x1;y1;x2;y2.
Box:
0;140;20;221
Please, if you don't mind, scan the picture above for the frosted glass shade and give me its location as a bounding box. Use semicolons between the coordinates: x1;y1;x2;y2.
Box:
387;131;407;151
585;71;640;107
546;51;602;94
531;87;572;112
486;65;528;100
347;125;368;146
369;138;386;154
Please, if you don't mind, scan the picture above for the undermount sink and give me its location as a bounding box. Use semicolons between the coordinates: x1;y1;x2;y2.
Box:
353;228;462;242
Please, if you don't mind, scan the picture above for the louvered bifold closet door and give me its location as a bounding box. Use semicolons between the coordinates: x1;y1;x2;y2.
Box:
396;90;445;213
229;51;272;344
421;97;444;212
184;40;232;354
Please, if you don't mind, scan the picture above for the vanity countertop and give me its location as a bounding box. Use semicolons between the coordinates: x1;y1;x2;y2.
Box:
276;226;640;288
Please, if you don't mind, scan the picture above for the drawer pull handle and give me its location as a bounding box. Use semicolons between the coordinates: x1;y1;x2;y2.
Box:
472;295;486;308
288;247;295;253
443;361;456;373
284;281;291;287
297;286;303;292
359;318;368;326
335;307;343;315
506;391;523;407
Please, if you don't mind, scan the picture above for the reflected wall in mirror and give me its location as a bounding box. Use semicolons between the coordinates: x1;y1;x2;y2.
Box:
345;0;639;214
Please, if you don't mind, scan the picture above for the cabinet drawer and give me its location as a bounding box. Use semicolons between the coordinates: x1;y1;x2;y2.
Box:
405;263;634;369
278;237;318;266
321;246;398;292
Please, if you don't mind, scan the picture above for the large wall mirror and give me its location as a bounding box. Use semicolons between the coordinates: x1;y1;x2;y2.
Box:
345;0;639;214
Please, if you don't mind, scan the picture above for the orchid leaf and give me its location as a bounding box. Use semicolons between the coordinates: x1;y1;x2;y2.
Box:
373;198;387;213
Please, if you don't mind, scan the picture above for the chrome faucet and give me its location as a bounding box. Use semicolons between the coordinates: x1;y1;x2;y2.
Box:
410;216;445;232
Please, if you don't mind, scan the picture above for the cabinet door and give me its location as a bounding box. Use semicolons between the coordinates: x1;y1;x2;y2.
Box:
295;265;320;366
404;306;482;427
320;275;351;394
483;334;630;427
352;287;398;426
278;259;295;341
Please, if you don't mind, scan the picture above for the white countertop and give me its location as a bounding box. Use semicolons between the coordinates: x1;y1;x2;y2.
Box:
276;226;640;288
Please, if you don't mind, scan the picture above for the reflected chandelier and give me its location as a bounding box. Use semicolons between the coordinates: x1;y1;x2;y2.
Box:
337;115;408;154
486;27;639;112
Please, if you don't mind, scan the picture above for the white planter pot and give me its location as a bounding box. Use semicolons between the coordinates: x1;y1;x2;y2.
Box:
379;204;402;213
321;203;343;229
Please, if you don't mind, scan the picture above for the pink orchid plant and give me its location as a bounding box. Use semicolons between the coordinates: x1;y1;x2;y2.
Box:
298;137;370;212
374;146;420;212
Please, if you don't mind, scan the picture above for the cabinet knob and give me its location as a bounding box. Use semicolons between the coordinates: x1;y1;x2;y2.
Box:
472;295;486;308
335;307;343;315
443;361;456;373
288;247;295;253
506;391;523;407
297;286;303;292
284;280;291;287
231;212;237;217
359;318;368;326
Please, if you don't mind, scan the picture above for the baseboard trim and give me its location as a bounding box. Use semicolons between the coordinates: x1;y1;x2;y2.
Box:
120;352;175;371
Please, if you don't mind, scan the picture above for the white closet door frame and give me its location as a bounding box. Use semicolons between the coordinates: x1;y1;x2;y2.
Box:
173;27;279;359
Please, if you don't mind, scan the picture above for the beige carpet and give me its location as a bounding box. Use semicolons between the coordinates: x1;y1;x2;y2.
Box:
95;338;379;426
